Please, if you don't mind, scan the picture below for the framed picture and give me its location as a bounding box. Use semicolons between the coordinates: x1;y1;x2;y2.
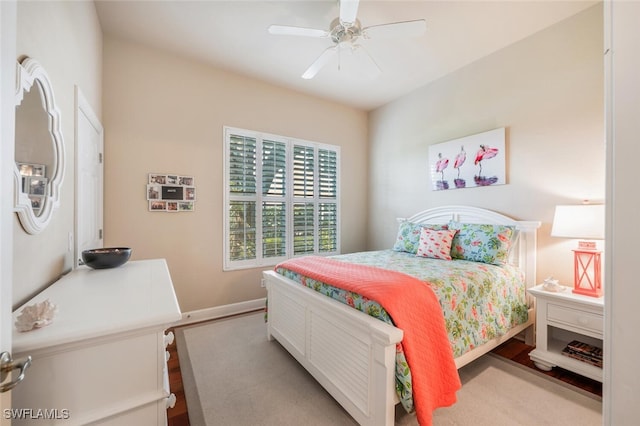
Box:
29;195;44;213
428;128;506;191
147;184;161;200
17;162;46;177
27;177;48;196
161;185;184;200
185;187;196;201
149;174;166;185
18;163;47;194
147;173;196;212
149;200;167;211
179;176;194;186
179;202;194;211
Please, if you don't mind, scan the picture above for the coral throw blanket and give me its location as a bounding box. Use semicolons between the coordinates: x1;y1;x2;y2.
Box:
277;256;461;425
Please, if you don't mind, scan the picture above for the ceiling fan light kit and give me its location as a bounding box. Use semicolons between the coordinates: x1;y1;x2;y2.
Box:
268;0;426;80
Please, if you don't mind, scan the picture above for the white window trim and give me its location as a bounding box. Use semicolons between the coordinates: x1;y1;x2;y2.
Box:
223;126;340;271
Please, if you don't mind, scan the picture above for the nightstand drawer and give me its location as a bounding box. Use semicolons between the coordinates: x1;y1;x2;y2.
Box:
548;303;603;335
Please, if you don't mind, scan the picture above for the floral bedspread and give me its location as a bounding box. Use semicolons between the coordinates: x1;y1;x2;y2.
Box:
275;249;528;413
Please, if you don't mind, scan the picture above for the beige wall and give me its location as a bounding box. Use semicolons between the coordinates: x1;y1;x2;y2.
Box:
11;2;603;315
367;5;604;286
102;37;368;312
13;1;102;307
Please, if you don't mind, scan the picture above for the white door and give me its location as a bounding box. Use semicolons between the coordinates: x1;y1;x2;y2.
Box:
75;87;104;266
1;0;18;420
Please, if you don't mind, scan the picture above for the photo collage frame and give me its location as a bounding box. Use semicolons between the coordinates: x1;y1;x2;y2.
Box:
17;162;47;214
147;173;196;212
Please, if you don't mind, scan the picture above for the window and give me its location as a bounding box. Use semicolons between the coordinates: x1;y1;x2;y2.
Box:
224;127;340;270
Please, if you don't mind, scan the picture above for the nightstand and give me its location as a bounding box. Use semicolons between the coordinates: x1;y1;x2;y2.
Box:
528;284;603;382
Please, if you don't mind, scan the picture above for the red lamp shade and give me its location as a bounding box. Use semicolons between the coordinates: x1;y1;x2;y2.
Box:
551;204;604;298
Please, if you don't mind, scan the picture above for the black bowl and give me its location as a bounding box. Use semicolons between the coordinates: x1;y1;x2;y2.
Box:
82;247;132;269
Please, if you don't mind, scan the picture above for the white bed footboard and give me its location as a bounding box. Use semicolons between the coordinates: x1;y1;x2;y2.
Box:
265;269;403;426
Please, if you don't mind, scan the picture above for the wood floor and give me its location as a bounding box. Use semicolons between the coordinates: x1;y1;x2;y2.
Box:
166;330;190;426
491;338;602;397
166;334;602;426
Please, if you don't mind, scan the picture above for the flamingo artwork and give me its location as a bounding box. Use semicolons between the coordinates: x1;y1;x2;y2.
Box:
453;146;466;188
428;128;505;191
435;152;449;190
474;144;499;186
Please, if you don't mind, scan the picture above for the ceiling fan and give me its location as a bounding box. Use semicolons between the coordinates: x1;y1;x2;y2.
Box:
268;0;426;79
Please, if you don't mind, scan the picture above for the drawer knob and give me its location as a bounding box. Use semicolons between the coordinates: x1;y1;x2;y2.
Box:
166;393;177;409
164;331;175;347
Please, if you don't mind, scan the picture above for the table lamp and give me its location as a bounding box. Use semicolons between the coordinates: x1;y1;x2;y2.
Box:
551;204;605;297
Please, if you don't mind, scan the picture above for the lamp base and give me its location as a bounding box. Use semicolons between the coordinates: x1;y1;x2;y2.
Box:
573;248;602;298
572;287;603;298
577;240;597;250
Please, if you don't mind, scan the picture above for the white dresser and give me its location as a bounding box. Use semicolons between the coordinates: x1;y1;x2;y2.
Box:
11;259;182;425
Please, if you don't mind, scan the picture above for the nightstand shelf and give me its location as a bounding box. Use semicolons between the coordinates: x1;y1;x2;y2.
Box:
528;284;603;382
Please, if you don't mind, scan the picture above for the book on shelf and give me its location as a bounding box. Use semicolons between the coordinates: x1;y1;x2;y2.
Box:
566;340;603;360
561;340;603;368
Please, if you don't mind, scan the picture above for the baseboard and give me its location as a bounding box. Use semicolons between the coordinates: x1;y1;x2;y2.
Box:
176;298;266;327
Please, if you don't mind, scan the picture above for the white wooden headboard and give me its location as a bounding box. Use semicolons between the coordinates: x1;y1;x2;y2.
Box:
398;205;541;291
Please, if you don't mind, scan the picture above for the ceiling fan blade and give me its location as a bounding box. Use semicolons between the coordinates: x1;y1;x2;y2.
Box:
268;25;329;38
302;46;337;79
339;0;360;25
363;19;427;39
352;44;382;78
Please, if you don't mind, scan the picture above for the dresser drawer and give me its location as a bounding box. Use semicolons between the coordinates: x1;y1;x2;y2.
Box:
547;303;603;335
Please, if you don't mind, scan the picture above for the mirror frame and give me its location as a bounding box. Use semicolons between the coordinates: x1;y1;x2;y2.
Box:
14;57;65;234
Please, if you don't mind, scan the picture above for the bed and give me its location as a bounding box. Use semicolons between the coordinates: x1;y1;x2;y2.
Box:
263;205;540;426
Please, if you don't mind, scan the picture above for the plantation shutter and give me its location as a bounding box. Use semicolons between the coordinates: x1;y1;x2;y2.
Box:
229;135;257;194
227;135;257;262
262;202;286;258
293;144;315;255
262;140;287;258
318;148;338;252
293;145;314;198
318;148;337;199
293;202;315;255
229;201;256;261
262;140;286;196
224;127;340;270
318;202;337;253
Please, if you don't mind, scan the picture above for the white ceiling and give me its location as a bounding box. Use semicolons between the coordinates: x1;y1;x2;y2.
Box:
95;0;596;111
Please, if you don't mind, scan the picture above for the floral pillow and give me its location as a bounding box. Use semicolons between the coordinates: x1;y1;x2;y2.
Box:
416;228;458;260
448;222;515;265
392;221;448;254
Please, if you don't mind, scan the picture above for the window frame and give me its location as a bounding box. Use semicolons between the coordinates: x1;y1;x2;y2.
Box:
223;126;340;271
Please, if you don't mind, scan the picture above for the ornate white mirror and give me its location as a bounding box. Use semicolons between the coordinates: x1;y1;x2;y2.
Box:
14;58;65;234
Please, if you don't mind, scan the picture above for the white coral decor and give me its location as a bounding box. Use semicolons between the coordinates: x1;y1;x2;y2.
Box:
15;299;58;332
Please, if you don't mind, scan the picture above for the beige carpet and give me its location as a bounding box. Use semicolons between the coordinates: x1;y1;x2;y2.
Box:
176;312;602;425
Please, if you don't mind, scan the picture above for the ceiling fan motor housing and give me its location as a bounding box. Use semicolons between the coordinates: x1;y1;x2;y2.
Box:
330;18;362;44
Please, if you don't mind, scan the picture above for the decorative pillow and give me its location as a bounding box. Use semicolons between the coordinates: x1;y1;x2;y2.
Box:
416;228;458;260
392;221;448;254
448;222;515;265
